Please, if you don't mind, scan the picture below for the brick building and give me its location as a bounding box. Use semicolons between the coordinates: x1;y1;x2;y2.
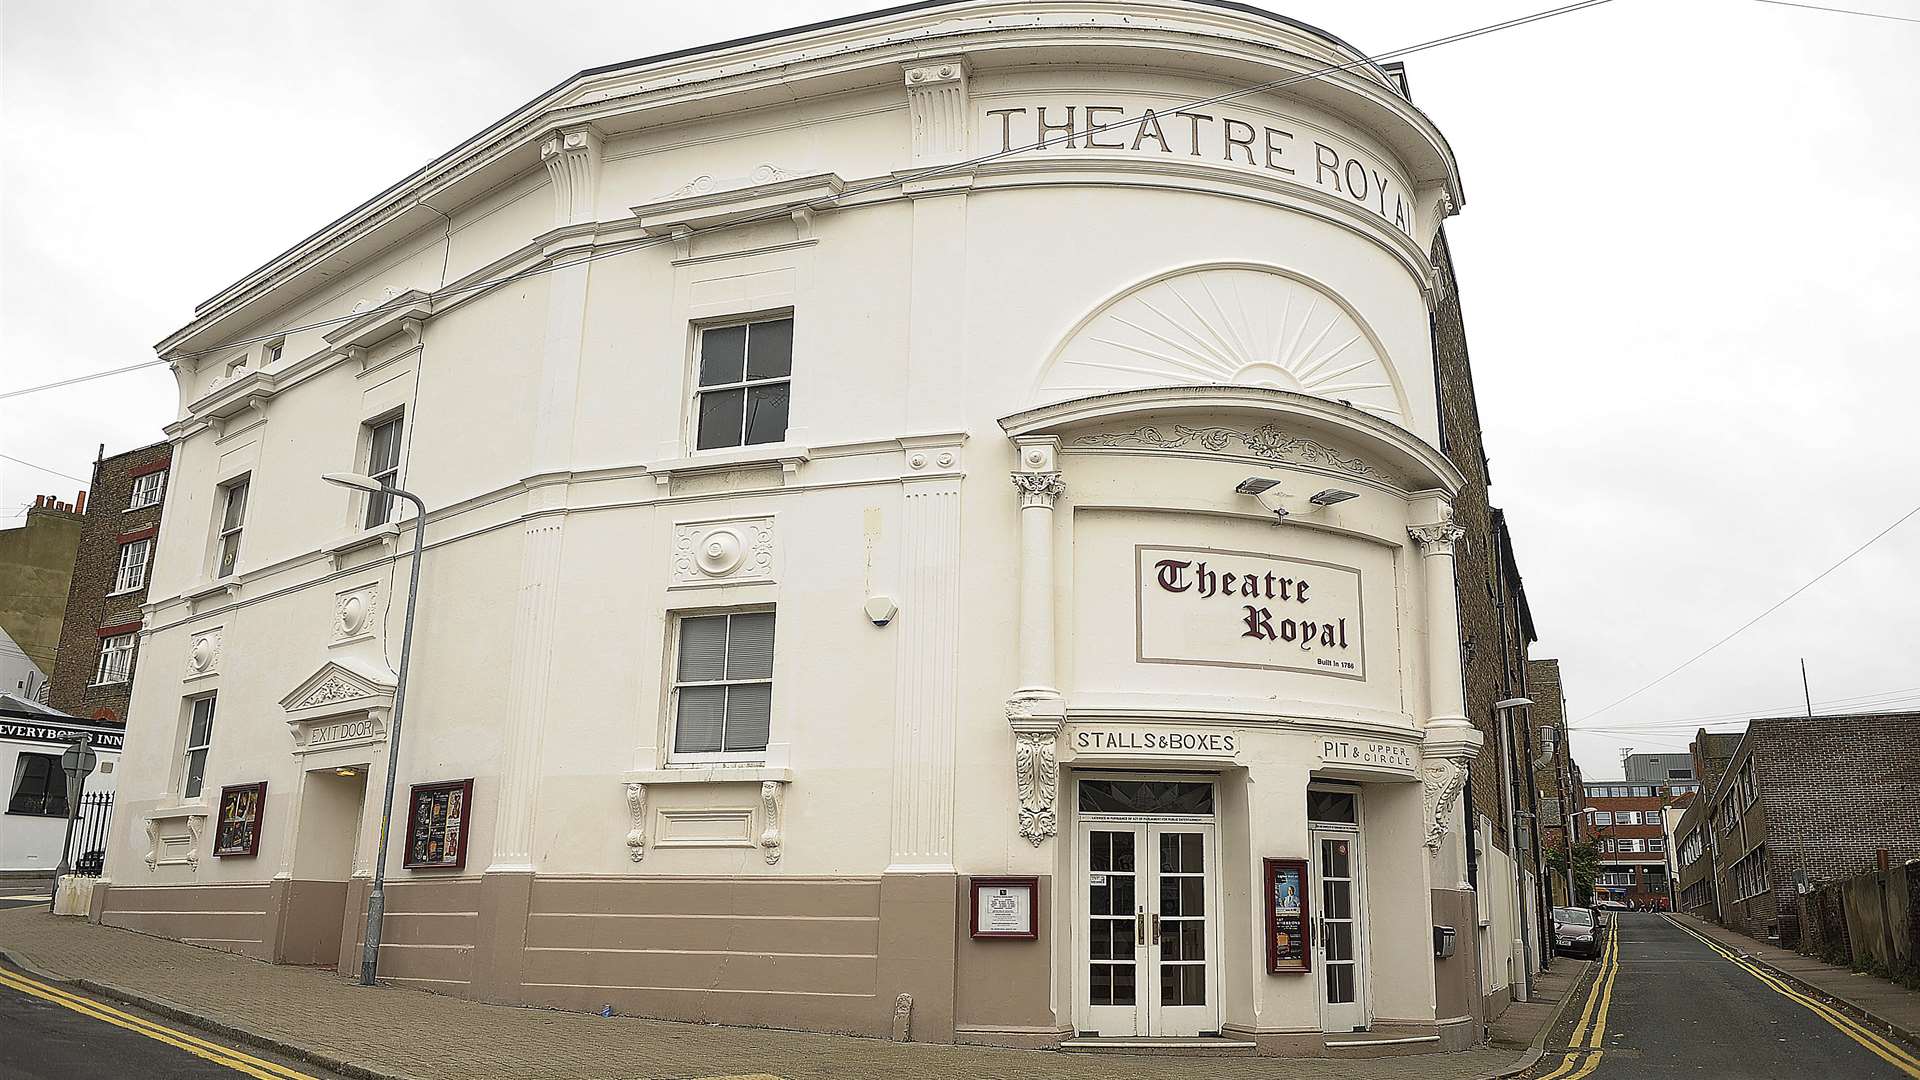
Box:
1432;231;1551;1004
1526;658;1582;906
47;442;171;723
1581;779;1671;907
1673;712;1920;946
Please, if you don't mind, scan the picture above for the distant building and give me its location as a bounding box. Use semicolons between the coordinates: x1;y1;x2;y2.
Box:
0;495;85;700
47;442;172;724
1527;659;1582;907
1581;779;1672;907
1622;752;1699;795
1672;713;1920;946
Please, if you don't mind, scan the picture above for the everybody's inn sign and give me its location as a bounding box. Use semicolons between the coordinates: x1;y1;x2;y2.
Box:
1137;545;1365;679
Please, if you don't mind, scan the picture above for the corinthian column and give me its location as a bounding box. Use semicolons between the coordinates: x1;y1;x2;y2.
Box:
1008;437;1066;844
1409;503;1482;884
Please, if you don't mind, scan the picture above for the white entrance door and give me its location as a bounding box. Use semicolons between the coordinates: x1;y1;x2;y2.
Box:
1077;820;1220;1037
1312;826;1367;1032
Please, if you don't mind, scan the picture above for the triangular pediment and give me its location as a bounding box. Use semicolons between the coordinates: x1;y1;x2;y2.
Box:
279;659;396;716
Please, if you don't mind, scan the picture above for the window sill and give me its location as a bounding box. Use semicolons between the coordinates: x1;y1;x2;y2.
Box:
327;522;400;567
6;808;71;819
184;579;239;611
89;680;130;689
649;443;810;488
624;766;793;785
125;504;161;513
105;585;146;599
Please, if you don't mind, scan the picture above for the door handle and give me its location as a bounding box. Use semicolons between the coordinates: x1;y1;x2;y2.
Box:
1151;914;1161;946
1136;908;1146;946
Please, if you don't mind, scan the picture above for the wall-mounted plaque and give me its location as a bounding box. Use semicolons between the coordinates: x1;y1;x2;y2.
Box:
404;779;472;870
1265;858;1311;973
970;876;1039;940
212;782;266;858
1137;545;1366;680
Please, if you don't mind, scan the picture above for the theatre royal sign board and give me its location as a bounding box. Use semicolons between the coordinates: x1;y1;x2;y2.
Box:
1137;545;1365;680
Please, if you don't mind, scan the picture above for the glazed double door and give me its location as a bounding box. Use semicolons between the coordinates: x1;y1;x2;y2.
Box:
1077;821;1220;1037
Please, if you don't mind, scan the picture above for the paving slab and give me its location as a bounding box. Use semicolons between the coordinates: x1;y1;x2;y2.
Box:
0;906;1573;1080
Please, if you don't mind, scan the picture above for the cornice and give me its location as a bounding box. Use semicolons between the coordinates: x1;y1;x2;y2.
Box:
154;0;1459;358
999;385;1465;496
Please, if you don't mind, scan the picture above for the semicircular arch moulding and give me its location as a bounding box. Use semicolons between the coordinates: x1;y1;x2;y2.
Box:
1033;265;1411;427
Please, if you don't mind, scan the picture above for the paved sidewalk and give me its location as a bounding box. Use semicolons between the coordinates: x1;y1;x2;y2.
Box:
1673;914;1920;1048
0;906;1578;1080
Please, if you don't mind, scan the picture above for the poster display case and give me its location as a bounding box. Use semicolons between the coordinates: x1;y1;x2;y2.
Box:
1264;857;1311;972
212;782;266;857
404;778;472;870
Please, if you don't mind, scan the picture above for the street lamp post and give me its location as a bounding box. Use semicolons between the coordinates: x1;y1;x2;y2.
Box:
322;472;427;987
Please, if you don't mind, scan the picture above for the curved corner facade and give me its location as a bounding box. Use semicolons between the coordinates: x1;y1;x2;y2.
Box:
97;0;1504;1055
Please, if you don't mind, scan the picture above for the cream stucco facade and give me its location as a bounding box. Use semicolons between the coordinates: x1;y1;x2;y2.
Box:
98;0;1507;1055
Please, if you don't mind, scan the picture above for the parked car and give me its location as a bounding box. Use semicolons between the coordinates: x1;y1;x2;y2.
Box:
1553;906;1603;959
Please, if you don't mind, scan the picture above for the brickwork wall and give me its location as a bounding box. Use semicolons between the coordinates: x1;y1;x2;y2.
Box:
1744;712;1920;944
1431;230;1532;856
48;442;171;722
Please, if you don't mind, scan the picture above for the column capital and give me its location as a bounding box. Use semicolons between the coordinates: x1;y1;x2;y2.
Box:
1408;520;1466;554
903;57;970;166
540;125;602;228
1011;470;1065;509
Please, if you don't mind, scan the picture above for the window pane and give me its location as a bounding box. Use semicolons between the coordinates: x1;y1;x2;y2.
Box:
1077;780;1213;814
746;319;793;379
723;683;772;752
189;698;216;745
1112;962;1135;1005
675;686;726;753
743;383;789;446
696;387;745;449
1308;790;1358;824
369;418;403;475
699;325;747;386
219;532;242;577
676;617;728;681
366;489;395;529
185;748;208;799
223;482;249;529
724;612;775;680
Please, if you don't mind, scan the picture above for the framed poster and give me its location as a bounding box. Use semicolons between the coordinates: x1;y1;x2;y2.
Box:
212;782;267;857
969;876;1039;940
403;778;473;870
1264;858;1311;973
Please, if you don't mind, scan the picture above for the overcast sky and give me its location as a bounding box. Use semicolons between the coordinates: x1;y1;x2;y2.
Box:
4;1;1916;778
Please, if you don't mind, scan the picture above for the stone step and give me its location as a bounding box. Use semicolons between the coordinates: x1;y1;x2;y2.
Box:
1059;1036;1258;1056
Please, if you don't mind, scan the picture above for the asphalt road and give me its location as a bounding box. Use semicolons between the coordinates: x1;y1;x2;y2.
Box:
0;958;346;1080
1533;913;1920;1079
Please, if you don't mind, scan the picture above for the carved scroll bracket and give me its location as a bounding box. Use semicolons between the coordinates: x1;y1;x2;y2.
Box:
760;781;786;865
1421;757;1470;852
624;782;648;863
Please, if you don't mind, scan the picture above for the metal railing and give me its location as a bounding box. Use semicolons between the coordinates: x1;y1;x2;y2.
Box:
64;792;113;876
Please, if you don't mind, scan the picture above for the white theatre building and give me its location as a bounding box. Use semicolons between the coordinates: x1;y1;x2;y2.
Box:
100;0;1522;1055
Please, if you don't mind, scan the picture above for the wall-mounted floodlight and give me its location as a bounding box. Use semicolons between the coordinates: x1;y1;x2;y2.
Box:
1310;489;1360;507
1235;477;1288;523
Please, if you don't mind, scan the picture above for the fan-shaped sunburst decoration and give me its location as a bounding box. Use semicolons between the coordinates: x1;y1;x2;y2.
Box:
1036;267;1407;425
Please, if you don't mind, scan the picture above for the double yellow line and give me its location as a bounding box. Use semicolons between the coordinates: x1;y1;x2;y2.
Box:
0;963;321;1080
1538;915;1619;1080
1663;914;1920;1079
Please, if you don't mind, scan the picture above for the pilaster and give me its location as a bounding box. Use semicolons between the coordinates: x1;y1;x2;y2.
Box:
904;59;970;167
886;439;966;873
1410;499;1481;888
491;125;603;873
1008;437;1065;846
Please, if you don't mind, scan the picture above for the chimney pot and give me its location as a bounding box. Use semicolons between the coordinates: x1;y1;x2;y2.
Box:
34;495;45;509
75;491;87;514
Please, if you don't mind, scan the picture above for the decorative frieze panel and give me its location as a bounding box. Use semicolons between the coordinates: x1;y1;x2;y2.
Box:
1075;424;1386;481
1013;728;1060;845
1421;756;1469;852
183;627;222;681
332;583;381;646
143;812;205;871
671;517;776;587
